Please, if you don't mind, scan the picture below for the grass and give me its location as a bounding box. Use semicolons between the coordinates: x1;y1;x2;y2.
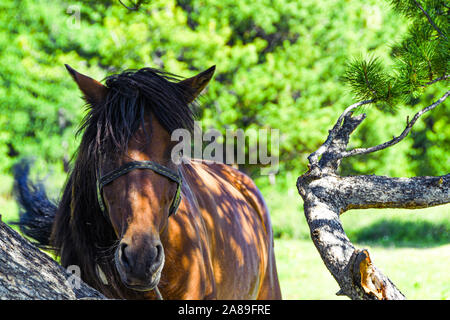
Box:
275;239;450;300
342;206;450;247
275;239;347;300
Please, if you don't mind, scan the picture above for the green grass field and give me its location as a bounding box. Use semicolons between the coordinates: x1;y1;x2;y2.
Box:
1;172;449;300
275;239;450;300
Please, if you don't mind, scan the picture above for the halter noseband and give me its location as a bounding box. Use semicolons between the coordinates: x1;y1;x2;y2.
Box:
96;160;182;219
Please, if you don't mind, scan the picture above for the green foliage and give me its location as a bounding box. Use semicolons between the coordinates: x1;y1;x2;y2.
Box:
343;56;396;105
343;0;448;108
0;0;447;200
351;220;449;247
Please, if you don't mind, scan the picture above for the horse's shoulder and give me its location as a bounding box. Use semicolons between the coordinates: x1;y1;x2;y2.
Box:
187;159;272;232
188;159;257;191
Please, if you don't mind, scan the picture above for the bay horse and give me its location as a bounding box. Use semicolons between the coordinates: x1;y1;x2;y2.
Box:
14;64;281;300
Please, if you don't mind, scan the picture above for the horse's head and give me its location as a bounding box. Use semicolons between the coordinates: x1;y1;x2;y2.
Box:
65;64;214;291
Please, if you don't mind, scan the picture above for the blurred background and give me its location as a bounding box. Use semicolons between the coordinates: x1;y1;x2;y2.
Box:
0;0;448;299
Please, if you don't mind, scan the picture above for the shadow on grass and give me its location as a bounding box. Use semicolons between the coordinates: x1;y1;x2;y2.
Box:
349;220;450;248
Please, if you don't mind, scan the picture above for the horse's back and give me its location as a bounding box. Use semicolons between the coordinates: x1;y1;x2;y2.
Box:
180;159;281;300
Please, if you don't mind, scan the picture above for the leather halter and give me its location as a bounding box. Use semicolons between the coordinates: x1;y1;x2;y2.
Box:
96;160;182;218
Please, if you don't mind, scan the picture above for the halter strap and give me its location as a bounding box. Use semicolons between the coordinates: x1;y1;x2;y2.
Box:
96;161;182;218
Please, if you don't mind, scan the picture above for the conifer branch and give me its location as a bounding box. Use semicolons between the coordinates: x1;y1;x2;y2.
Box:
413;0;447;39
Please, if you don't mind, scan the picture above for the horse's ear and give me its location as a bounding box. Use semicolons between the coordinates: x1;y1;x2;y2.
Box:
178;65;215;103
65;64;107;105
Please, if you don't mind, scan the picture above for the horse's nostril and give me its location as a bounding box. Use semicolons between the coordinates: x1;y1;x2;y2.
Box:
155;244;163;263
120;243;130;269
117;239;164;280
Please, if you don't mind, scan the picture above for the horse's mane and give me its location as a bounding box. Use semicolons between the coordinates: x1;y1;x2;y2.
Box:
51;68;194;298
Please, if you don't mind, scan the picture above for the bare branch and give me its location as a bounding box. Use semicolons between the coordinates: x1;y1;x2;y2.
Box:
340;90;449;158
423;75;449;87
298;88;449;299
307;99;373;166
297;175;406;299
307;174;450;213
297;155;449;300
0;219;106;299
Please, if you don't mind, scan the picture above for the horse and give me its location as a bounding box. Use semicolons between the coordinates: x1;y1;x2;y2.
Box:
14;64;282;300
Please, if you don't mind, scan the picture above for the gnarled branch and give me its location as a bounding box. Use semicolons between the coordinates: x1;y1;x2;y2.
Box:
307;99;373;167
340;91;449;158
0;217;106;300
297;91;449;300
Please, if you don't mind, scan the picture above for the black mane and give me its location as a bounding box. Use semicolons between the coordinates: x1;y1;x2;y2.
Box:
79;67;195;157
52;68;194;298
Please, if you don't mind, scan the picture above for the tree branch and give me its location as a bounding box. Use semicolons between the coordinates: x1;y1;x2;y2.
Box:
297;175;406;299
118;0;146;11
423;75;449;87
413;0;447;39
297;88;449;299
308;174;450;213
307;99;373;167
339;90;449;158
0;217;106;299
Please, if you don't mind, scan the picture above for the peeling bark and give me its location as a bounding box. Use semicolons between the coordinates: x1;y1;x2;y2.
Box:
297;93;449;300
0;217;106;300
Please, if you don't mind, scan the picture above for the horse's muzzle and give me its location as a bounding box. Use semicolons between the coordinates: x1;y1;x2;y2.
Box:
115;238;164;291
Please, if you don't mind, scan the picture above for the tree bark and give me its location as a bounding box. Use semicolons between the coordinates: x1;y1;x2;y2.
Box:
297;94;449;300
0;216;106;300
305;174;449;213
